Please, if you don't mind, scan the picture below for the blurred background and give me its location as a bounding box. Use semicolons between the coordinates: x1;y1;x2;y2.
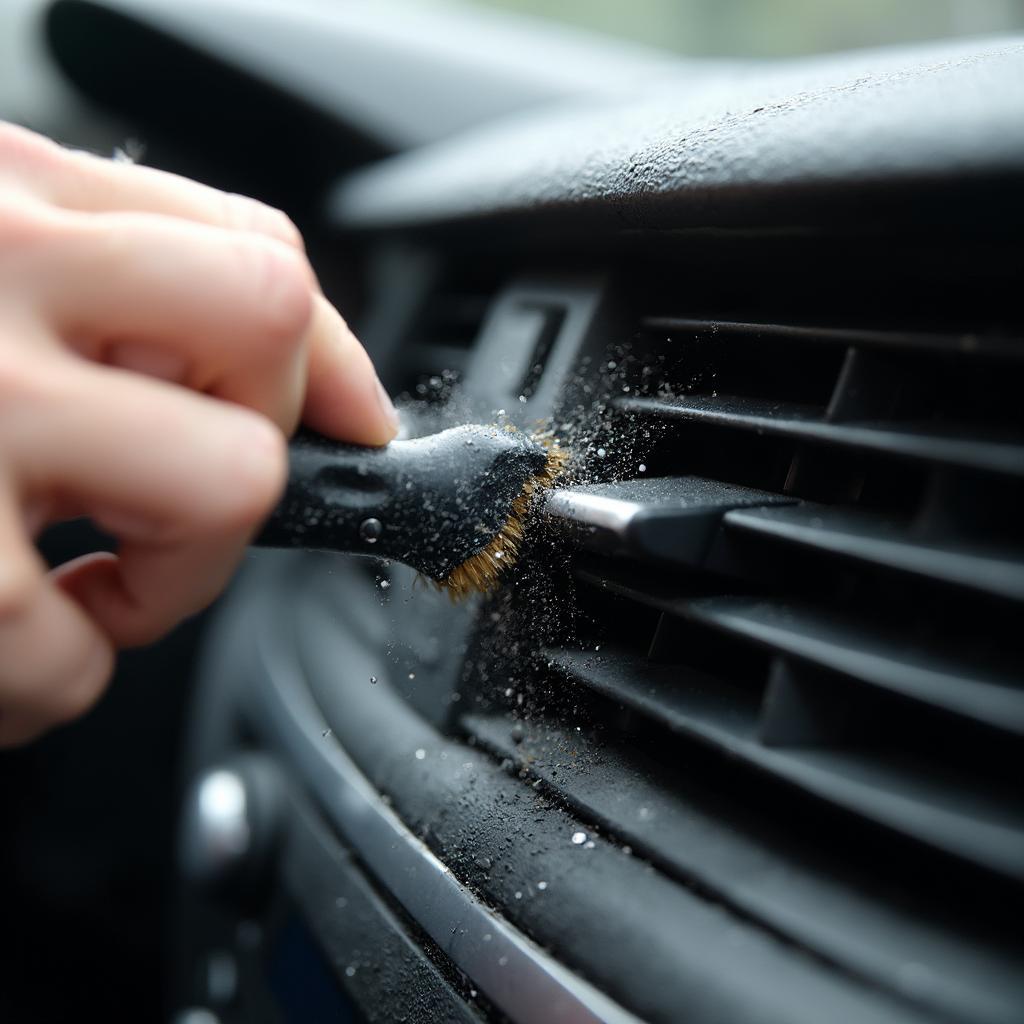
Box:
5;0;1024;141
453;0;1024;54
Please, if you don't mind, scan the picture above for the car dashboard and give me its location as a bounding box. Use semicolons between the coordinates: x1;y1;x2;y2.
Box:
38;4;1024;1022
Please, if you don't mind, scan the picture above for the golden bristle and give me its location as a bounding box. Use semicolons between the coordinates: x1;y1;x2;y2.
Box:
433;443;569;600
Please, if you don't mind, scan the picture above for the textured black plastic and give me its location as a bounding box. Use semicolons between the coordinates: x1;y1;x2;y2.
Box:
46;0;673;153
331;37;1024;235
276;564;930;1024
283;791;485;1024
255;425;548;579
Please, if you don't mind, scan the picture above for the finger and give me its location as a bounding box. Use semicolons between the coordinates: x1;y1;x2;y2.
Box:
7;359;287;648
28;209;316;433
9;356;287;541
302;295;400;446
54;530;247;649
0;123;303;250
31;210;398;443
0;476;114;747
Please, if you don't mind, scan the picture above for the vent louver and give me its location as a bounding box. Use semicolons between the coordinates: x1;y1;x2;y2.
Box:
462;313;1024;1024
390;276;494;405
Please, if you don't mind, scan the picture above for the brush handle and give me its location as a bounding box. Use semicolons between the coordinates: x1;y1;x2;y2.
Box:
254;431;397;560
254;426;547;580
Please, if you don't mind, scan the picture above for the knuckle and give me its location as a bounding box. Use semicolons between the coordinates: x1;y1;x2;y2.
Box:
223;192;304;250
265;208;304;250
250;199;303;250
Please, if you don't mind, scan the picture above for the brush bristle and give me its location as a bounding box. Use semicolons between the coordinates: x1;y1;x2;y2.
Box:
434;442;569;599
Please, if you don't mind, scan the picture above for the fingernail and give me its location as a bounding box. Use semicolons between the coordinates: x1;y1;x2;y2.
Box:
375;378;401;436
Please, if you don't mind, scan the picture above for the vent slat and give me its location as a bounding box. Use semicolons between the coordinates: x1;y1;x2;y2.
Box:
618;395;1024;478
545;647;1024;881
576;565;1024;735
543;477;793;566
725;505;1024;602
640;317;1024;362
688;597;1024;735
463;710;1024;1024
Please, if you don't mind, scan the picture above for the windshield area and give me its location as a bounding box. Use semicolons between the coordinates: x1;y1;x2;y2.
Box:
450;0;1024;56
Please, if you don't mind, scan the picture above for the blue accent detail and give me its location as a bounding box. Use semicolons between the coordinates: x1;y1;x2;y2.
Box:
268;913;362;1023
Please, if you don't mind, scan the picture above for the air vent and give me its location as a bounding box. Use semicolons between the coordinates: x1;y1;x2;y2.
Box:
391;274;495;405
461;313;1024;1024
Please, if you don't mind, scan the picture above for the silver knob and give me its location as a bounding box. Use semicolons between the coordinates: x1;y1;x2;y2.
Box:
172;1010;222;1024
179;756;284;897
179;768;252;886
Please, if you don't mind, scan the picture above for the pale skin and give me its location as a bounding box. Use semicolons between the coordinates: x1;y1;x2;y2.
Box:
0;122;399;747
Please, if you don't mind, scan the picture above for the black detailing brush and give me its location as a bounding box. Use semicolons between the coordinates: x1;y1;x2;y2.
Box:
255;424;567;597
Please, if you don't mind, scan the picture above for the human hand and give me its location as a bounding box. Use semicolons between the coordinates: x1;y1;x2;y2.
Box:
0;122;399;746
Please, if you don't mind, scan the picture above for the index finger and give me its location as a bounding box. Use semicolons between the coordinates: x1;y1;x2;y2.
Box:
9;357;288;648
1;123;303;249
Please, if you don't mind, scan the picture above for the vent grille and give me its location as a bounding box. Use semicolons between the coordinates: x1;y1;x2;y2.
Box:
461;312;1024;1023
392;279;493;405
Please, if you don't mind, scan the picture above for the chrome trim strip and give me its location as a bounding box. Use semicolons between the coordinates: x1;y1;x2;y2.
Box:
252;626;642;1024
543;489;641;535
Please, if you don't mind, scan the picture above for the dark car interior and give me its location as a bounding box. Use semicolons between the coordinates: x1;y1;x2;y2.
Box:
1;1;1023;1022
